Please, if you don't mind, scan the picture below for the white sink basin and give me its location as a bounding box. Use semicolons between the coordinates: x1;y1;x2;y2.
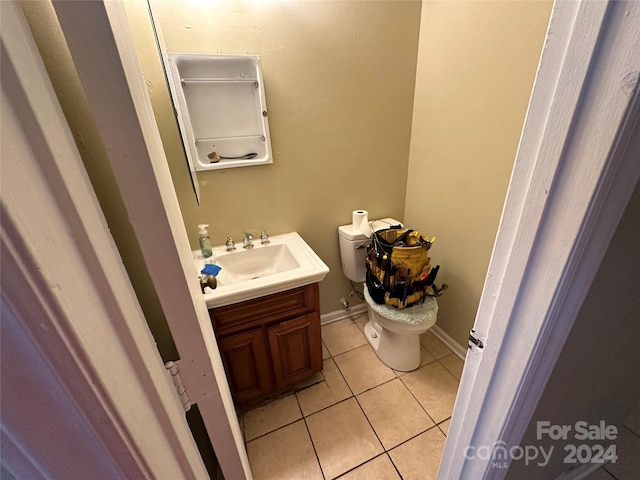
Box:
194;232;330;307
215;243;300;283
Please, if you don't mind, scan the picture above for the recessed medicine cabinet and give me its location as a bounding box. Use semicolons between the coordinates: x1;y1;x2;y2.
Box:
165;54;273;171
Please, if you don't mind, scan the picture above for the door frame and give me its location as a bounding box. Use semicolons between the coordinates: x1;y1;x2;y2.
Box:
1;3;209;478
51;1;251;478
438;1;640;478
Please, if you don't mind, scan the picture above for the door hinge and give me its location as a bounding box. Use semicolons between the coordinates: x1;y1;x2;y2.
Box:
468;329;485;352
165;360;192;412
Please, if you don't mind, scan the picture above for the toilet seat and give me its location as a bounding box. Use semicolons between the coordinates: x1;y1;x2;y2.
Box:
364;288;438;332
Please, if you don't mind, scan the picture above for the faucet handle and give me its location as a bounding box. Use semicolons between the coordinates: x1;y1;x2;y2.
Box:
225;236;236;251
200;274;217;293
243;232;254;249
260;230;270;244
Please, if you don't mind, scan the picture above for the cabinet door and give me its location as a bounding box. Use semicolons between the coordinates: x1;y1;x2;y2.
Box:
218;329;272;402
267;313;322;388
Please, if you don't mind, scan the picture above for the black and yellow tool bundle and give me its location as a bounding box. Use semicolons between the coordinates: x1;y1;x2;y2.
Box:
365;226;447;309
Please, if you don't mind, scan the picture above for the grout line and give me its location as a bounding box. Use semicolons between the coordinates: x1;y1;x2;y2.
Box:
244;347;455;424
601;466;619;479
304;339;429;478
327;353;357;399
304;395;354;420
243;387;448;460
331;452;389;479
397;371;439;426
352;379;443;456
335;357;410;398
392;423;441;448
242;391;302;443
622;424;640;440
244;327;461;477
436;417;451;437
298;394;326;480
326;341;370;360
385;451;404;480
243;415;302;444
352;386;388;451
292;372;326;393
436;356;463;382
354;376;397;397
321;319;370;358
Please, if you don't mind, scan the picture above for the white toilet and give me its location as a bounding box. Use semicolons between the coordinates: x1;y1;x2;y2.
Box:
338;218;438;372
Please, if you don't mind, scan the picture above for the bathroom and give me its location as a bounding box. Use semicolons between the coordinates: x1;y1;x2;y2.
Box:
123;0;551;357
8;2;637;478
7;2;640;476
122;0;550;477
17;0;552;477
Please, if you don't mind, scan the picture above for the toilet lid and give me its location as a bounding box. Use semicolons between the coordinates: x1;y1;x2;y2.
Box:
364;288;438;326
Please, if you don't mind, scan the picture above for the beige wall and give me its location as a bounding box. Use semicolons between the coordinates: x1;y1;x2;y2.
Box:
23;0;552;359
125;0;422;315
405;1;552;347
21;1;178;361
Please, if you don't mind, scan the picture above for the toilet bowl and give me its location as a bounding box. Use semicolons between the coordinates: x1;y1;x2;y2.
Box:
363;288;437;371
338;217;439;372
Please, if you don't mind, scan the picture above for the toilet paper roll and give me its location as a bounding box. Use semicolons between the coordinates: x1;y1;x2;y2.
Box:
352;210;372;237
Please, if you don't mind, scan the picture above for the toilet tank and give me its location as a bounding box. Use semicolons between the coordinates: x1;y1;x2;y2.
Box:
338;218;402;283
338;226;369;282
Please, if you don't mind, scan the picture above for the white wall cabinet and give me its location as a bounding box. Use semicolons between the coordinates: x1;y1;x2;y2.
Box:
166;54;273;171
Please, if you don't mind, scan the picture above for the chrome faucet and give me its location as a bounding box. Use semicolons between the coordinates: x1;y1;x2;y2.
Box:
260;230;270;245
243;233;254;249
225;236;236;251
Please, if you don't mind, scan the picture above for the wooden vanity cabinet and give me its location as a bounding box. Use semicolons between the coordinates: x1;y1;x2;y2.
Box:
217;329;272;401
209;283;322;403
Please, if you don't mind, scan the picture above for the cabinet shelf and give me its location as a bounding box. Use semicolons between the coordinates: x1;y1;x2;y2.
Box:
181;78;259;86
195;134;265;143
165;54;273;171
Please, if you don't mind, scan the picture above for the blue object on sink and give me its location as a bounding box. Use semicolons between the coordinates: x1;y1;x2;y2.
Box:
201;264;222;276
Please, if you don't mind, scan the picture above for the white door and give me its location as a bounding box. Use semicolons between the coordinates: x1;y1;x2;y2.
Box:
1;3;208;478
40;1;252;478
439;1;640;478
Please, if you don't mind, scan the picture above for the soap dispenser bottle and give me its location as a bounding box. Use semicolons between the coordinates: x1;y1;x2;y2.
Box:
198;224;213;258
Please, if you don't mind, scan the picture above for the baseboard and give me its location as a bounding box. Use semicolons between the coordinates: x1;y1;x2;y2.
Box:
430;325;467;360
320;304;367;325
555;462;609;480
322;307;468;360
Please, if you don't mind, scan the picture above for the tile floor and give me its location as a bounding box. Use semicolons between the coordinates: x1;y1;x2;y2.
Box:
238;313;464;480
585;399;640;480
